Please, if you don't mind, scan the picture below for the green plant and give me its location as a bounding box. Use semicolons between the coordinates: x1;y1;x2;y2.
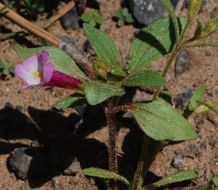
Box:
115;7;134;27
14;0;218;189
20;0;45;16
0;0;14;14
0;61;15;77
81;9;104;27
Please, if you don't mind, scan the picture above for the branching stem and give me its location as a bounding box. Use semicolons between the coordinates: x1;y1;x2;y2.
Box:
131;19;192;190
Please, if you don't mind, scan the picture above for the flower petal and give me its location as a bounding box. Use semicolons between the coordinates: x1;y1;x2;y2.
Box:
42;63;55;83
38;50;49;64
15;55;41;85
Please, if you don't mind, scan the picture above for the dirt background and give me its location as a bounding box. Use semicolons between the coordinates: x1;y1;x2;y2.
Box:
0;0;218;189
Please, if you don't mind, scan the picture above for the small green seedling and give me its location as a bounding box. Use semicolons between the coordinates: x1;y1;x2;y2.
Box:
115;8;134;27
0;1;14;14
0;61;15;78
81;9;104;27
20;0;45;16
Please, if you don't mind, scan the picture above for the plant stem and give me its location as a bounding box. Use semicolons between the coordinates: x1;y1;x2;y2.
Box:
131;20;191;190
130;138;164;190
105;98;118;190
153;21;190;100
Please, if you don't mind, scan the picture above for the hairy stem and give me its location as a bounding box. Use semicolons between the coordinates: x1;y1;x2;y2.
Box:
105;98;118;189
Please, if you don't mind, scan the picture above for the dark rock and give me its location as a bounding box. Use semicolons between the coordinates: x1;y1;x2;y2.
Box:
9;147;48;180
172;154;184;168
61;7;80;29
174;89;193;110
129;0;164;25
175;50;191;76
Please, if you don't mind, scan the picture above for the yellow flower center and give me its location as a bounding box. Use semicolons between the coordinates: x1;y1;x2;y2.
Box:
32;71;43;79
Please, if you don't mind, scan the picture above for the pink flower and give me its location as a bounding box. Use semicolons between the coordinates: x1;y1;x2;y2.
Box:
15;51;80;90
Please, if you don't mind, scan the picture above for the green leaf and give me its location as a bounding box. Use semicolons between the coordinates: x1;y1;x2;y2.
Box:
212;176;218;187
89;19;96;27
83;167;129;186
85;81;125;105
199;17;218;38
83;24;125;76
128;17;186;72
15;46;87;80
123;70;166;87
0;62;6;69
0;1;14;14
121;8;128;17
117;19;125;27
188;85;206;111
143;170;198;190
56;94;84;109
187;0;202;22
115;9;122;18
194;99;218;114
81;12;93;22
160;0;179;41
130;99;198;141
96;16;104;25
185;41;218;48
125;14;134;23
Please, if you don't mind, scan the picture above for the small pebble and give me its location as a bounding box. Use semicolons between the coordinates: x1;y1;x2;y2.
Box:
129;0;164;25
4;102;14;109
174;89;193;110
61;7;80;29
172;154;184;169
175;50;191;76
64;158;81;176
9;147;48;179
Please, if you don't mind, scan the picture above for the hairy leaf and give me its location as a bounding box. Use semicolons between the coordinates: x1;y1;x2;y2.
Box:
212;176;218;187
130;99;198;141
187;0;202;22
83;167;129;185
85;81;125;105
185;41;218;48
188;85;206;111
199;17;218;38
128;17;186;72
143;170;198;190
194;99;218;114
123;70;166;87
160;0;179;41
57;94;84;109
83;24;125;76
15;46;87;80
